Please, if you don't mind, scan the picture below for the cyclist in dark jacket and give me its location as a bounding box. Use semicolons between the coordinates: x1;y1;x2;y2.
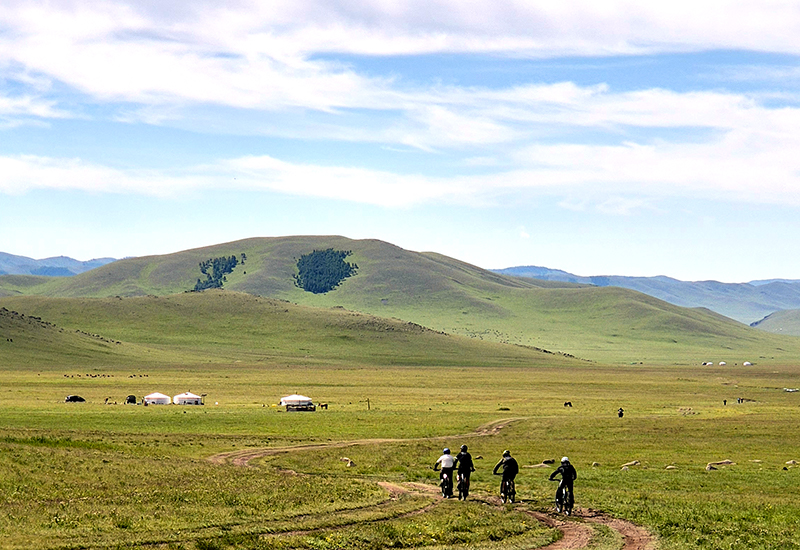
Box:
454;444;475;500
455;444;475;476
549;456;577;505
492;449;518;496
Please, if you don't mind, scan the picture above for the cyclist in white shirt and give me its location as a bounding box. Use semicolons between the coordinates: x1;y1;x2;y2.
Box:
433;448;456;498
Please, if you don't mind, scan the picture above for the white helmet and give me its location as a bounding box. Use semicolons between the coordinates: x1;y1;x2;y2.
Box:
561;456;570;463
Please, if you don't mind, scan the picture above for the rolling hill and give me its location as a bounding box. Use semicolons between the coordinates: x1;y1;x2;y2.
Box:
750;309;800;336
494;266;800;325
0;304;177;367
0;291;576;370
2;236;800;364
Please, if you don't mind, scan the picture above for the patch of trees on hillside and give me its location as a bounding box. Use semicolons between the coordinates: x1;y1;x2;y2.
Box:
193;254;245;291
294;248;358;294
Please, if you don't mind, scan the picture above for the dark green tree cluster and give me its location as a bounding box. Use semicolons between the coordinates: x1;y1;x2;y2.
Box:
193;255;240;291
294;248;358;294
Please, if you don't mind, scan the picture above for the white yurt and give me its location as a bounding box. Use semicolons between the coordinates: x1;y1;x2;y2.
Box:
174;391;203;405
144;392;171;405
280;394;315;411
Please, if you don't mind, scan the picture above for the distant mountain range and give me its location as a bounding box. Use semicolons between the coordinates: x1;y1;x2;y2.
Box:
493;266;800;325
0;252;116;277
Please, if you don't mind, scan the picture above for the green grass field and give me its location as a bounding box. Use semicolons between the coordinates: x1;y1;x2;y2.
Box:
3;290;800;549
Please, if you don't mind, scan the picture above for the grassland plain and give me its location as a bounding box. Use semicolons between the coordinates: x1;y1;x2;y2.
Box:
2;291;800;549
5;236;800;365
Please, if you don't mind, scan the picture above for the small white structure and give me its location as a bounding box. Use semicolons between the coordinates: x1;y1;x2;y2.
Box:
144;392;171;405
743;361;752;366
280;394;316;412
719;361;727;366
174;391;203;405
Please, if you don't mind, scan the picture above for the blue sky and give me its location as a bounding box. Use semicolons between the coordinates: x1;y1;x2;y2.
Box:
2;1;800;282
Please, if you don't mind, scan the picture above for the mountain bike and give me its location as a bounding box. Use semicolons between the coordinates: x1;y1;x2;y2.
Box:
438;469;453;498
499;477;516;503
552;479;573;515
457;472;470;500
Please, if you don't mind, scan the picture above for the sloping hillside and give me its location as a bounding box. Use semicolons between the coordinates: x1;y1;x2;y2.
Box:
0;305;175;367
751;309;800;336
3;236;799;364
0;291;576;369
496;266;800;324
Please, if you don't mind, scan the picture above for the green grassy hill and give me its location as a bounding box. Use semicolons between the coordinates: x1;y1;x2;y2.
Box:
0;304;181;367
750;309;800;336
3;235;800;364
1;291;575;370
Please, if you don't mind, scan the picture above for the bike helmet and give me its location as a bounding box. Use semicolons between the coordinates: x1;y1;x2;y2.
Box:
443;448;451;454
503;449;511;457
561;456;570;464
461;444;468;451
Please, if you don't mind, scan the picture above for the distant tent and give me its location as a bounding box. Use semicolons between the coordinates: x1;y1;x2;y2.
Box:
280;394;316;412
65;395;85;403
144;392;171;405
125;394;137;404
174;391;203;405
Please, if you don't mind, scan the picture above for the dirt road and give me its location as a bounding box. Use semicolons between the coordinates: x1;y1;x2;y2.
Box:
207;418;656;549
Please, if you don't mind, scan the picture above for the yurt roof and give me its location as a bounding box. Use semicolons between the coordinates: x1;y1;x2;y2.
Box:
145;392;170;399
174;392;201;399
280;394;313;405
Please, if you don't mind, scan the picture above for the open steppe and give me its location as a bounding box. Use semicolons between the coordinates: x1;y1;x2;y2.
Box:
3;238;800;549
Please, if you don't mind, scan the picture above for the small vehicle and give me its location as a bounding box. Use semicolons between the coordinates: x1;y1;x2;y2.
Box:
457;472;470;500
499;477;516;503
552;479;574;515
439;470;453;498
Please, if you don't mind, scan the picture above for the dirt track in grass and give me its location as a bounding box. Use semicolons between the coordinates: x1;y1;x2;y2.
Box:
207;417;656;549
207;417;523;466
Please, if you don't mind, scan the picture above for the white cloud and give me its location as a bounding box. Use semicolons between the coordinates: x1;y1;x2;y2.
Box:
3;0;800;118
0;155;203;196
0;92;65;119
4;124;800;209
2;1;800;211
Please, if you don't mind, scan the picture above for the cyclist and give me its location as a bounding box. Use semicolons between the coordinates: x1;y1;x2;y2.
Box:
492;449;519;501
433;447;455;498
549;456;578;511
454;444;475;500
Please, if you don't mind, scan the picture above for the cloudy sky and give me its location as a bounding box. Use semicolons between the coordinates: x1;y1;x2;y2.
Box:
2;1;800;282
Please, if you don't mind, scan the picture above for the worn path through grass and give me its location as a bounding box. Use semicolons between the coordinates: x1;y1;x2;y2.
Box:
208;417;656;550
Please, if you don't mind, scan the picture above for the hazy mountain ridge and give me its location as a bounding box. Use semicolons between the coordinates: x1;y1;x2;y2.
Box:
494;266;800;325
0;252;116;277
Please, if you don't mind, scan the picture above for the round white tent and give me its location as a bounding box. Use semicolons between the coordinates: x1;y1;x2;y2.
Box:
174;391;203;405
144;392;171;405
280;394;315;411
